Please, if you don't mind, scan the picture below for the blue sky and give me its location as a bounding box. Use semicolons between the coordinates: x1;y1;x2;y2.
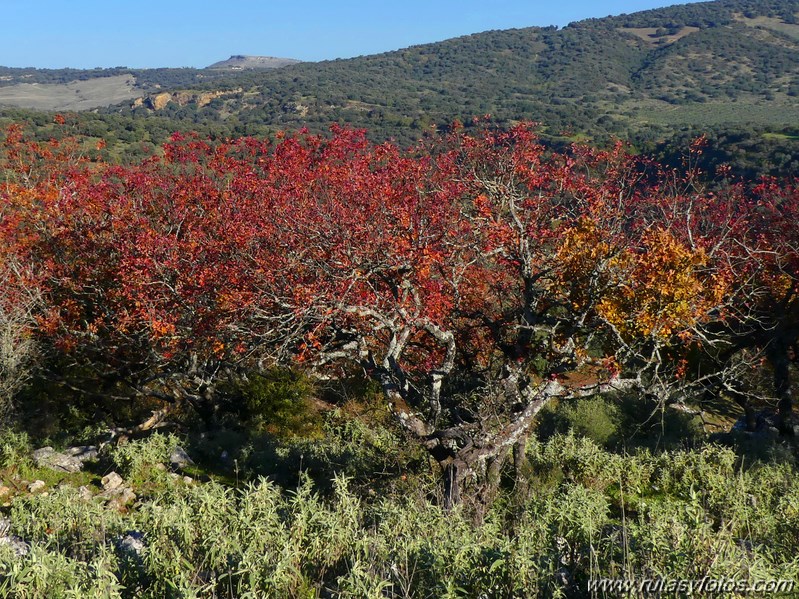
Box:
4;1;704;69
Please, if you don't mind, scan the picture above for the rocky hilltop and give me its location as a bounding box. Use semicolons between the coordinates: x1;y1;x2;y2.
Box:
205;55;301;70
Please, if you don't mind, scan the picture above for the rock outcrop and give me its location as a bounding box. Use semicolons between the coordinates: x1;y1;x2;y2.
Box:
100;472;136;510
30;445;99;473
145;92;172;111
31;447;83;473
135;89;240;111
205;55;300;70
169;446;194;470
0;517;29;557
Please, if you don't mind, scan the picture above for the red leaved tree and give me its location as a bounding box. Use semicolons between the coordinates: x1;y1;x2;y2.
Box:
224;125;737;506
1;122;773;506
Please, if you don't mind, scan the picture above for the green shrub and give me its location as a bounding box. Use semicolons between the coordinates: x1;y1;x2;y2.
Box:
110;433;180;488
233;407;426;496
219;368;322;438
11;486;125;557
536;396;621;448
0;429;32;470
533;432;623;492
538;392;705;451
0;545;124;599
561;396;621;447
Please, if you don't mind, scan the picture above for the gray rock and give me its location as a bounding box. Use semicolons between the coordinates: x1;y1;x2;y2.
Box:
116;531;146;556
78;485;94;501
31;447;83;473
169;446;194;469
63;446;99;462
101;472;124;492
107;487;136;510
0;534;29;557
0;518;28;557
27;480;46;493
100;471;136;508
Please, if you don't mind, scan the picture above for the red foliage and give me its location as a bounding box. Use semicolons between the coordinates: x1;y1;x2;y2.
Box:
3;120;799;469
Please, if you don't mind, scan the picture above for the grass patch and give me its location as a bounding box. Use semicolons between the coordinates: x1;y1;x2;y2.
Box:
763;132;799;140
2;435;799;597
618;99;799;129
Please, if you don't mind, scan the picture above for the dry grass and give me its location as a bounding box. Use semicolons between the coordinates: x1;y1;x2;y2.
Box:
734;13;799;40
0;74;138;111
620;26;700;47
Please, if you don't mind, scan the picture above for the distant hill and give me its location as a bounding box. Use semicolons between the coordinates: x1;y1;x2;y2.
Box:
0;56;299;112
100;0;799;145
206;55;301;70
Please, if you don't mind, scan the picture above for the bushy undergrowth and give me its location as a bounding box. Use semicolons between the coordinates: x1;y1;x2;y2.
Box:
185;404;429;498
217;368;323;439
536;393;705;451
110;432;182;489
2;433;798;598
0;429;31;471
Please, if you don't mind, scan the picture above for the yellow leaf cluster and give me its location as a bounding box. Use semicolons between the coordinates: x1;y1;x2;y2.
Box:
556;218;612;310
597;229;722;340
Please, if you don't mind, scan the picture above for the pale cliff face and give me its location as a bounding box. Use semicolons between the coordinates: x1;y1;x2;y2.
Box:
136;89;242;111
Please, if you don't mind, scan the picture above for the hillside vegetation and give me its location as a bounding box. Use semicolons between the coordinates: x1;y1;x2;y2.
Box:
2;431;798;597
2;0;798;175
108;0;799;142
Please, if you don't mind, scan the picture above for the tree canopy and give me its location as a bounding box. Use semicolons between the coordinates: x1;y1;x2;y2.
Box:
2;120;798;504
